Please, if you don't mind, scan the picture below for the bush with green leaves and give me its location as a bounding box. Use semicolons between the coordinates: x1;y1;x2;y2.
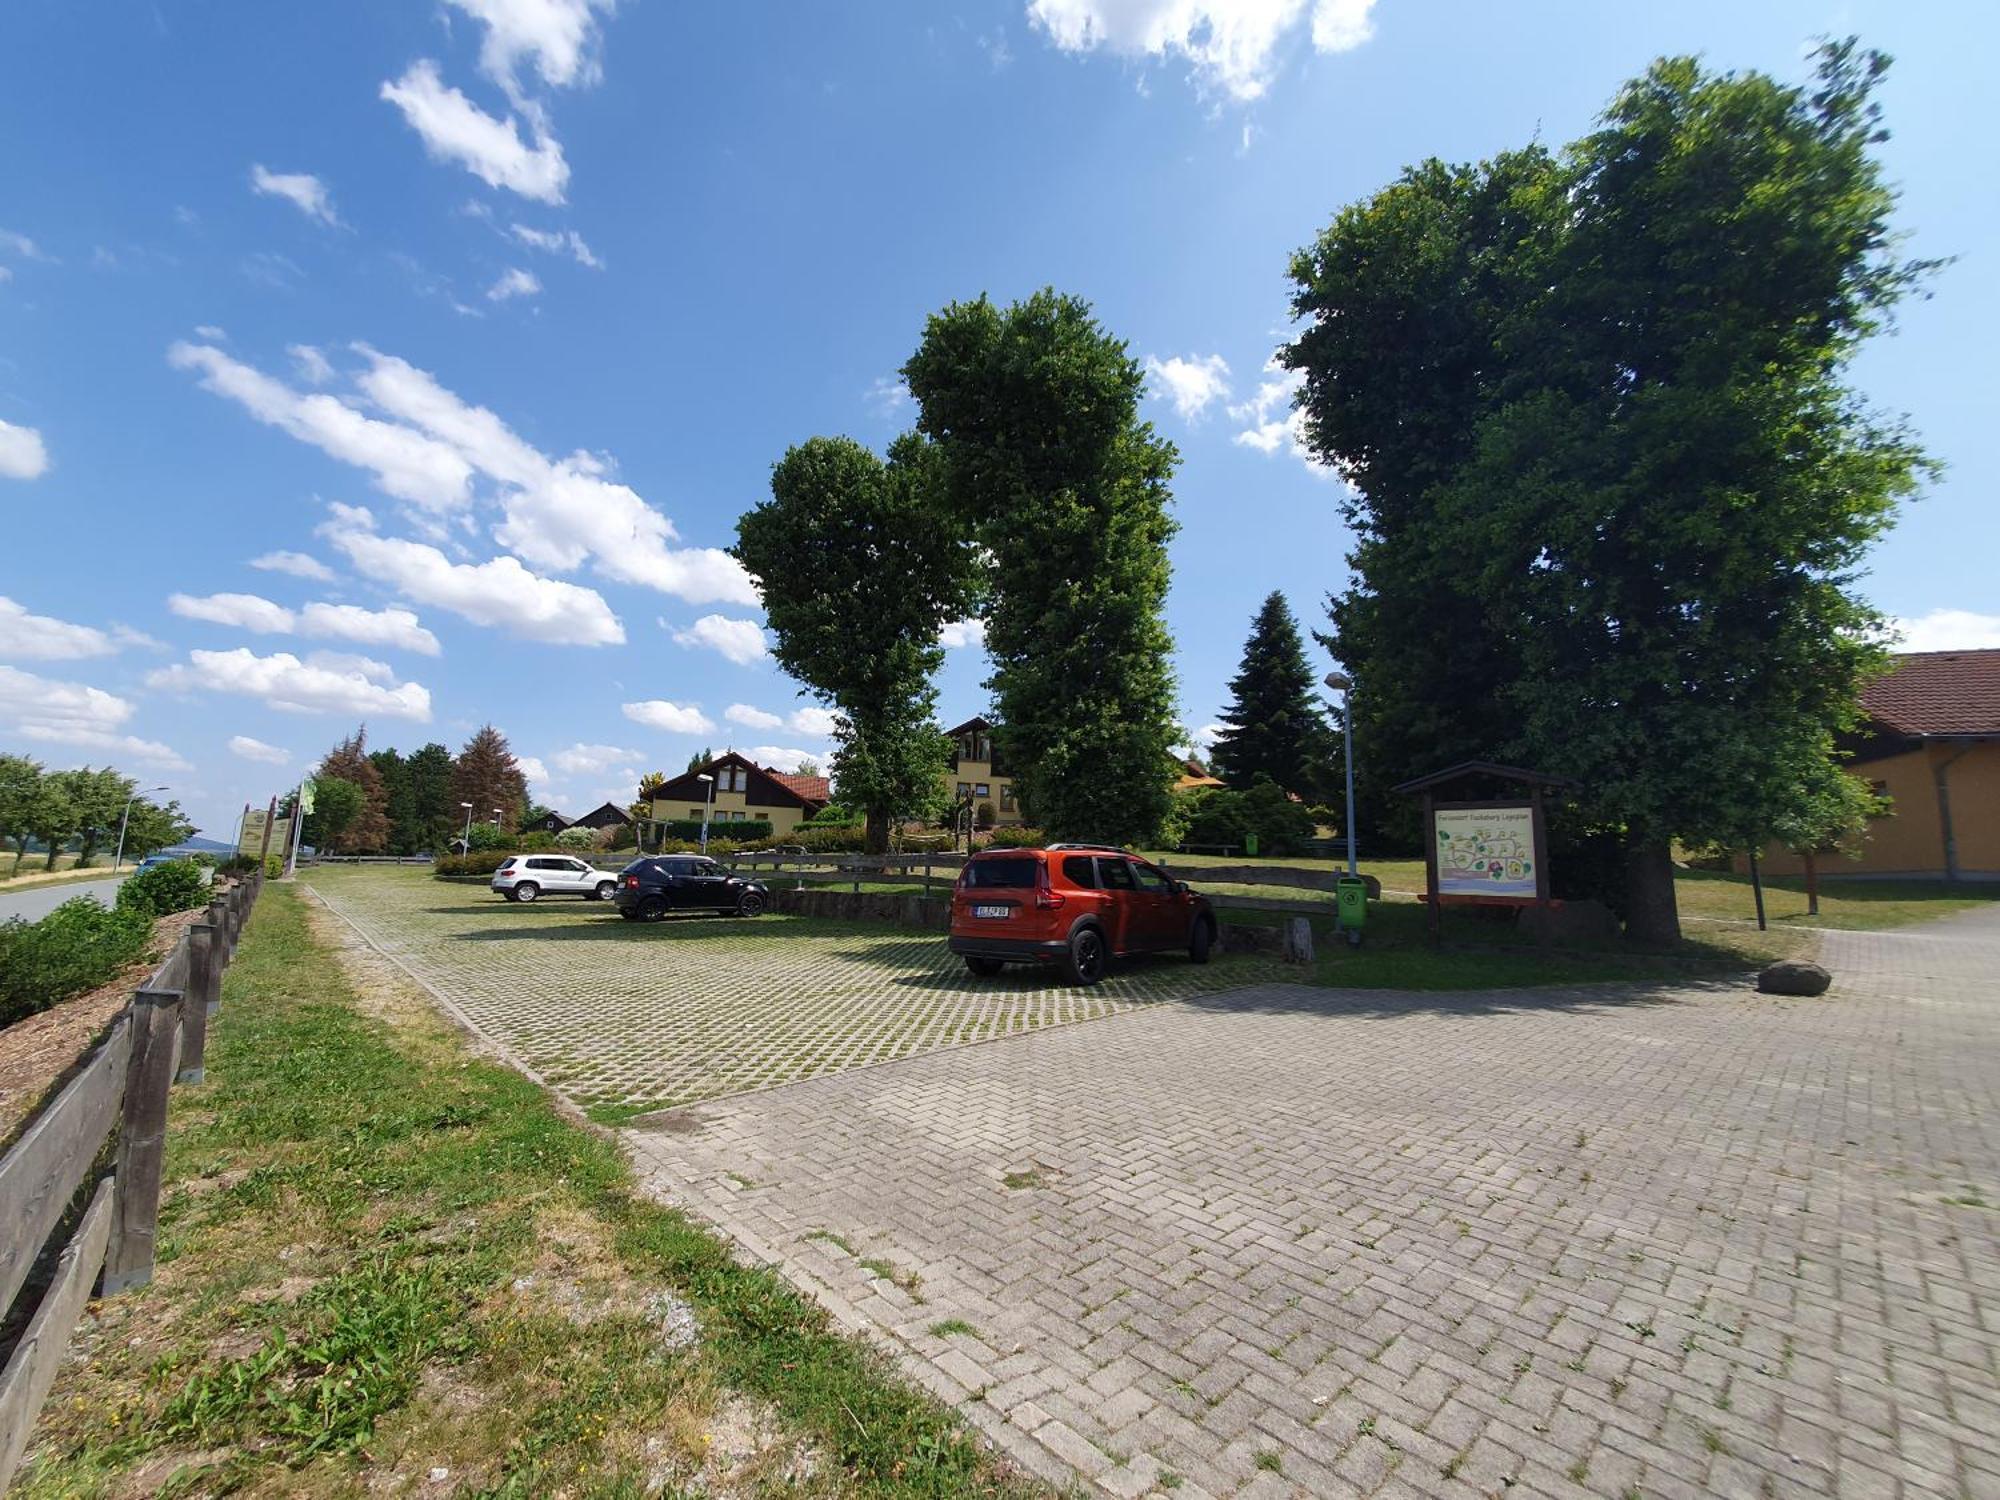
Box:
1177;779;1317;856
657;818;773;843
982;826;1048;850
803;804;858;827
554;827;600;850
117;857;211;917
0;897;156;1025
433;851;515;878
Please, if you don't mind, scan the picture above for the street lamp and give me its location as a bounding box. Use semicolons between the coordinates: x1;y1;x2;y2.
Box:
491;807;503;826
459;801;474;850
697;772;715;854
1324;673;1357;877
113;786;170;873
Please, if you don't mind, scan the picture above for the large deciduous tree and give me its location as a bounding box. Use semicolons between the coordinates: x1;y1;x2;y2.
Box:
1285;41;1934;943
734;434;979;854
904;290;1182;846
402;743;457;853
1210;593;1334;800
451;725;529;834
0;754;41;872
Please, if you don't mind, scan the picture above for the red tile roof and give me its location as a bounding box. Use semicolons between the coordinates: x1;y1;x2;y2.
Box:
770;771;832;803
1861;649;2000;738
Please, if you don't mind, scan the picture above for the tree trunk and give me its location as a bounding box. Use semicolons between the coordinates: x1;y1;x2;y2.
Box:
44;841;61;871
864;806;891;857
1803;850;1820;917
10;836;24;873
1622;838;1681;947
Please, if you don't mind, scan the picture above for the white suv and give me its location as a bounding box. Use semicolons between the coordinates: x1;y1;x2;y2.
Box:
491;854;618;903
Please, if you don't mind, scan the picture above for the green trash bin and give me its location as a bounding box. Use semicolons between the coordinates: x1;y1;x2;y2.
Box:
1335;875;1368;947
1243;833;1260;857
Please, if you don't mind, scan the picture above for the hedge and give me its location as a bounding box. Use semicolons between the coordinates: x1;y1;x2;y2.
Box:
0;897;156;1026
117;858;211;917
657;818;773;843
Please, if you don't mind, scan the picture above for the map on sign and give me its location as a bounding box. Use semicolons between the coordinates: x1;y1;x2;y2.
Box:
1434;805;1537;898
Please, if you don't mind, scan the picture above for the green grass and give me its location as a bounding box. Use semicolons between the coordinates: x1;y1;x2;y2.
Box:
19;884;1037;1499
1672;867;2000;931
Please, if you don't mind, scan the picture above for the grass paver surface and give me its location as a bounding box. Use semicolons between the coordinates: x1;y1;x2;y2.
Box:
305;865;1288;1119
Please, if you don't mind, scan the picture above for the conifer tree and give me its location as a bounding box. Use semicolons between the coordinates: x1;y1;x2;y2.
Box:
317;727;391;852
1209;592;1333;799
451;725;530;831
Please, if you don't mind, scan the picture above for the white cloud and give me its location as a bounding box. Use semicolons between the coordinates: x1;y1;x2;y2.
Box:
299;602;443;656
0;418;49;480
381;60;570;203
320;504;624;645
724;703;839;738
249;165;342;226
250;549;336;582
1146;353;1232;420
1192;721;1230;747
940;618;987;650
1311;0;1377;51
168;591;297;634
0;664;189;769
288;344;335;385
0;230;51;261
1026;0;1377;101
487;266;541;302
0;267;11;284
672;613;767;665
193;323;227;341
867;375;910;416
622;700;717;735
1228;359;1331;475
511;223;600;267
228;735;291;765
148;646;432;721
550;742;640;775
1891;609;2000;653
169;341;474;513
0;597;122;661
175;340;755;607
516;754;551;786
744;746;822;774
445;0;612;95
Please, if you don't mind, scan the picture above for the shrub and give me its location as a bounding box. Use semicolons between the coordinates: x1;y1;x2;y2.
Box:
657;818;773;843
975;801;997;830
804;804;858;827
983;826;1048;849
464;822;511;852
118;858;211;917
554;827;598;850
0;897;156;1026
1178;779;1317;856
434;851;515;878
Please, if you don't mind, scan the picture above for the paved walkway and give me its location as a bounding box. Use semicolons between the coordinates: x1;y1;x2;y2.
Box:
629;909;2000;1498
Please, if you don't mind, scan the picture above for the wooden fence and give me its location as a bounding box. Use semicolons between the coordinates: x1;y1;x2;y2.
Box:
0;871;264;1493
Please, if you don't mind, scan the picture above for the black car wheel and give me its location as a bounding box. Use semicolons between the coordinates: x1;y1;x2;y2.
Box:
737;889;767;917
513;882;540;903
1189;916;1215;965
593;880;616;902
964;955;1004;977
638;895;668;922
619;909;642;921
1063;926;1107;987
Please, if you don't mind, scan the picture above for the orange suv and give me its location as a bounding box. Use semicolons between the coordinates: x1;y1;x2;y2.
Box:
948;843;1217;986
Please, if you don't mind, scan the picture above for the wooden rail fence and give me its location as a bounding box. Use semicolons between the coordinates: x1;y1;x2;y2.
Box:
0;870;264;1492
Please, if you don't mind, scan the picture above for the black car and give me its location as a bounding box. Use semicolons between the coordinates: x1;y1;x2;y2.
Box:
613;855;770;921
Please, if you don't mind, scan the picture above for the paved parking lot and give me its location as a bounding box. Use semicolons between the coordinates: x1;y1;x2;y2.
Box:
304;867;1285;1117
629;909;2000;1498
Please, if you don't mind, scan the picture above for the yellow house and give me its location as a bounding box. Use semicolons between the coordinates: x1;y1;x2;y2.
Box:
645;752;830;840
1752;649;2000;880
944;716;1023;826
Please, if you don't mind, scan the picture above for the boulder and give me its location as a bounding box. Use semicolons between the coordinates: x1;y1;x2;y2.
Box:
1757;959;1832;997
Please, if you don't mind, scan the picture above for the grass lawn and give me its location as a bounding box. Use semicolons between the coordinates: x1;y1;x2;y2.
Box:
18;883;1037;1499
1673;867;2000;931
0;858;111;891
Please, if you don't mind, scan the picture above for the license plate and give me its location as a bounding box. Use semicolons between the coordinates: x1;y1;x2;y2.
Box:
973;903;1011;919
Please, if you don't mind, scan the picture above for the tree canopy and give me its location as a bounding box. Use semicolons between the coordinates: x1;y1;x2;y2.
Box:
735;433;979;852
451;725;530;833
905;289;1182;846
1209;592;1334;800
316;728;391;854
1285;41;1933;942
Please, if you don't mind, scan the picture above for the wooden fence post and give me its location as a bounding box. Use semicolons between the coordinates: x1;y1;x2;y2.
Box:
175;925;217;1085
100;986;185;1295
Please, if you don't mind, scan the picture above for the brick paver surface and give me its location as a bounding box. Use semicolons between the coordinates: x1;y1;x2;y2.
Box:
304;866;1284;1115
628;907;2000;1498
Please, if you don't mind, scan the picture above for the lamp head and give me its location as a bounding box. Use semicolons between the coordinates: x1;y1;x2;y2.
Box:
1323;672;1352;692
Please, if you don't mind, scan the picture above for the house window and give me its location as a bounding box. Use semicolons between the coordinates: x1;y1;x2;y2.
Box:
975;783;990;798
957;781;970;800
733;768;748;791
690;807;705;819
1000;783;1015;811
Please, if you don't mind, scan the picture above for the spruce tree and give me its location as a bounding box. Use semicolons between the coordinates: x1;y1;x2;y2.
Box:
1209;592;1332;799
451;725;530;831
317;727;391;852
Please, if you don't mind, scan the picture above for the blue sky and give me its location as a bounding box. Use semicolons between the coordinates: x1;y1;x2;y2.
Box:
2;1;1994;841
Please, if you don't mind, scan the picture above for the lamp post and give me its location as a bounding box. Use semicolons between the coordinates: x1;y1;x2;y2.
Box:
491;807;503;826
1324;673;1357;877
459;801;474;851
113;786;170;873
697;773;715;854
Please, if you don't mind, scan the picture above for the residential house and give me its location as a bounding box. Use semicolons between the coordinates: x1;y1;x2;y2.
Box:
1751;648;2000;880
1177;757;1226;792
944;716;1022;826
524;809;573;835
646;751;829;837
572;801;633;831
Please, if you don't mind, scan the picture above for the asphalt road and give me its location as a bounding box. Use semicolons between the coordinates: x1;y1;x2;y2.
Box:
0;876;125;925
